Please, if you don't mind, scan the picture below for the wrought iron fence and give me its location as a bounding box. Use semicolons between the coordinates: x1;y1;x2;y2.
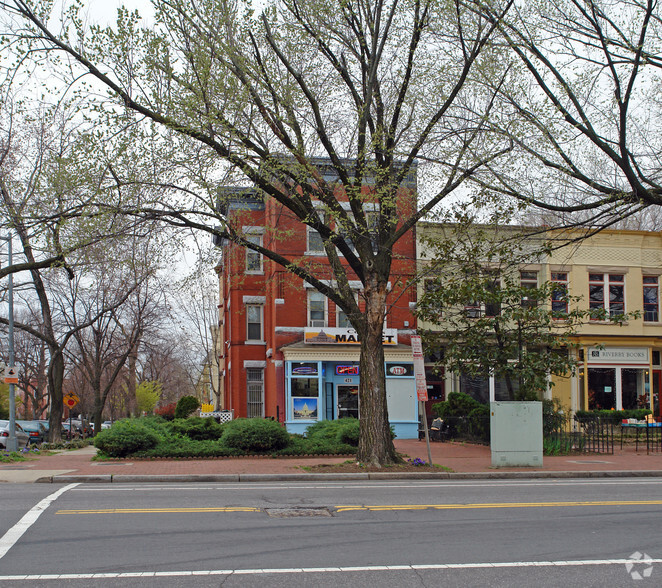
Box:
422;411;616;455
543;414;614;455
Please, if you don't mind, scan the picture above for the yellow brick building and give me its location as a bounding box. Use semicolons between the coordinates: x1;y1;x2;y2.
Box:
417;224;662;419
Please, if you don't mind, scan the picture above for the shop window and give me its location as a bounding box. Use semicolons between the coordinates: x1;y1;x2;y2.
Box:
589;273;624;319
520;271;538;308
246;305;263;341
551;272;568;316
308;291;327;327
245;233;263;273
291;376;319;420
246;368;264;418
643;276;659;322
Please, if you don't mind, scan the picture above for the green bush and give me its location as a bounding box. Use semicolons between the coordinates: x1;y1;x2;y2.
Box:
337;419;360;445
140;437;242;458
432;392;484;418
94;420;161;457
432;392;489;441
306;418;361;446
269;434;356;457
170;417;225;441
174;396;200;419
220;418;290;452
575;409;652;424
466;406;490;441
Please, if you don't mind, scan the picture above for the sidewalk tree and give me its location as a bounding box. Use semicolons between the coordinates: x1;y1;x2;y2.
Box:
1;0;515;465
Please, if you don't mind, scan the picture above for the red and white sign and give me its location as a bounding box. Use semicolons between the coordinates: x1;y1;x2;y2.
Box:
411;335;428;402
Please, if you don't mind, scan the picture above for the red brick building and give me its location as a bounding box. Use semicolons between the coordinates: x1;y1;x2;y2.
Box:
217;160;421;438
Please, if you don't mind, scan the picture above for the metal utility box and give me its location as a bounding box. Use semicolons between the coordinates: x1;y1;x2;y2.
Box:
490;401;543;467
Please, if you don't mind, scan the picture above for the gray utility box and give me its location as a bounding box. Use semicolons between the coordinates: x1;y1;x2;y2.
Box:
490;401;543;467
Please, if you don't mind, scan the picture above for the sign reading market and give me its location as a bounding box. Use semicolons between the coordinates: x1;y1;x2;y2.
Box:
304;327;398;345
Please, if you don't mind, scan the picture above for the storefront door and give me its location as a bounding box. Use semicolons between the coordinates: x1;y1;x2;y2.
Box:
337;385;359;419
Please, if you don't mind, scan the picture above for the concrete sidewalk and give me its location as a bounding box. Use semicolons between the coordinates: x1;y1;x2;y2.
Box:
1;439;661;483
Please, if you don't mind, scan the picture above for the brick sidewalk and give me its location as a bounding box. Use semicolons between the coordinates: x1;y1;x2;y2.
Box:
1;439;661;483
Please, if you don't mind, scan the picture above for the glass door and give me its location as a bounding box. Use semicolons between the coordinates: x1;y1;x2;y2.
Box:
337;385;359;419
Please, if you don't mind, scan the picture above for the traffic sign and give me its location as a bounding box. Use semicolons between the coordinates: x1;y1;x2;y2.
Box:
3;367;18;384
63;393;80;409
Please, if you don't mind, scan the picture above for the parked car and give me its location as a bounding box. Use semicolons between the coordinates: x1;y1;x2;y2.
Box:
39;420;71;440
62;422;81;439
0;420;30;449
101;421;112;430
16;420;47;444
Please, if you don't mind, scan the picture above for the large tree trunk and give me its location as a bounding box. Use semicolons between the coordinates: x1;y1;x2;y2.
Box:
356;277;401;466
48;350;65;442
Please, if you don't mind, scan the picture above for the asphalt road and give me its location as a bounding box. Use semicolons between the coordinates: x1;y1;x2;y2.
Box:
1;478;661;586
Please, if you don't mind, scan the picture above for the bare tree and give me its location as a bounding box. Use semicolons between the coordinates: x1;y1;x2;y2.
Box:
1;0;516;464
467;0;662;225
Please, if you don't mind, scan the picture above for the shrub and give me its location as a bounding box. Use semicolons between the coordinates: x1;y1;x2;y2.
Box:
94;420;161;457
305;418;362;446
575;409;652;424
432;392;489;440
336;419;360;446
174;396;200;419
140;437;242;458
154;402;177;421
269;434;356;457
432;392;484;419
220;418;289;452
170;417;225;441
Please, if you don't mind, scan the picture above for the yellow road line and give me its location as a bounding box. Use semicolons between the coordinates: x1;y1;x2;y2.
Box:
335;500;662;512
56;499;662;515
56;507;261;515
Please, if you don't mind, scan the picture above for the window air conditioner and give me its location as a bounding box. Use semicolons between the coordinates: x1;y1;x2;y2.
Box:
310;320;326;328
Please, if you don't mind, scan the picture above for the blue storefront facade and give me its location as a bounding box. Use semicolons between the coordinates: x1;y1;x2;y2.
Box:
281;330;419;439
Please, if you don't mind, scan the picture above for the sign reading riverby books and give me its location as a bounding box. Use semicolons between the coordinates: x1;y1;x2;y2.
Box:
410;335;428;401
304;327;398;345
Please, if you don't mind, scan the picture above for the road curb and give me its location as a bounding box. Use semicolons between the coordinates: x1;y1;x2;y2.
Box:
40;470;662;483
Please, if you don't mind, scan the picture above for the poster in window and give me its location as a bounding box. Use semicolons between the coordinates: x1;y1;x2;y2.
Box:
293;397;318;420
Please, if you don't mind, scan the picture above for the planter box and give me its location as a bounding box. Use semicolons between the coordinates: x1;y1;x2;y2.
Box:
490;401;542;467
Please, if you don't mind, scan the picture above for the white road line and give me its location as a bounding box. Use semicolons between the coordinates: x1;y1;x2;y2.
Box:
0;558;661;580
72;479;662;492
0;483;79;560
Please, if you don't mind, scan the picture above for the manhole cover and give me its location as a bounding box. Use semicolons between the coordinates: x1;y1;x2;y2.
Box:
265;507;333;518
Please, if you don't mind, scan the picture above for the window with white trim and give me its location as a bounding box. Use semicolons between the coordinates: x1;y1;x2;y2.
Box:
245;234;263;273
589;273;624;319
551;272;569;316
308;291;327;327
336;292;359;328
520;270;538;308
307;210;327;253
246;368;265;418
643;276;659;322
246;305;263;341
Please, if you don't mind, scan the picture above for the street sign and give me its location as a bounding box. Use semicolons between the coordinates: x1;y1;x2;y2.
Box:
63;393;80;409
3;367;18;385
410;335;428;401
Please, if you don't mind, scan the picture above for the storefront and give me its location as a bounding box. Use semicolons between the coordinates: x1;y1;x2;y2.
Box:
281;328;419;438
579;347;652;411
